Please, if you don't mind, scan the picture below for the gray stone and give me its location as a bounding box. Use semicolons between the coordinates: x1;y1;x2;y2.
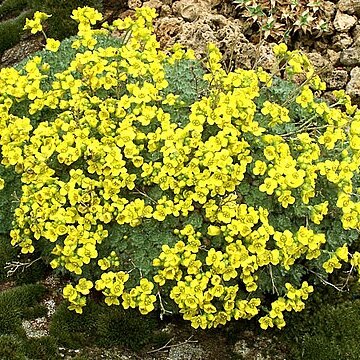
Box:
340;46;360;65
168;343;205;360
338;0;360;16
354;24;360;47
333;10;357;32
307;52;329;70
160;4;172;17
143;0;163;9
325;69;349;89
347;66;360;101
128;0;142;9
333;33;353;50
327;49;341;66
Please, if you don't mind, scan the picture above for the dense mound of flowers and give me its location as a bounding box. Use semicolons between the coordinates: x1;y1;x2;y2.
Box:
0;6;360;330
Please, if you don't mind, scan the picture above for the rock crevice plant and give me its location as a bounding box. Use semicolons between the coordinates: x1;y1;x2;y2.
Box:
233;0;334;41
0;6;359;331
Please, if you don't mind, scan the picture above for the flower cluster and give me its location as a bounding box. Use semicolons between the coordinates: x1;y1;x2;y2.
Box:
259;281;314;330
1;6;360;330
23;11;50;34
23;11;61;52
63;278;93;313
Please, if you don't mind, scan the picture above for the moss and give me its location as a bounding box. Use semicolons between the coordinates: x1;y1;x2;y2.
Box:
0;10;32;55
50;298;161;352
12;257;51;286
24;336;60;360
94;305;159;351
0;234;17;282
280;299;360;360
0;0;29;20
0;283;47;311
0;334;27;360
0;283;47;336
49;300;97;349
0;308;23;336
22;304;48;320
29;0;103;41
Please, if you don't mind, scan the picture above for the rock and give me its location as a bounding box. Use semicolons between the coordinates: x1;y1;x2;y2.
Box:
0;36;43;69
233;339;253;359
325;68;349;89
128;0;142;10
257;43;278;72
347;66;360;102
333;10;357;32
154;17;183;49
327;49;341;66
333;33;353;50
143;0;162;9
160;4;172;17
233;338;274;360
340;46;360;65
172;0;204;22
22;318;49;338
338;0;360;16
119;9;136;19
324;0;338;19
307;52;330;70
353;24;360;47
172;0;222;22
168;343;205;360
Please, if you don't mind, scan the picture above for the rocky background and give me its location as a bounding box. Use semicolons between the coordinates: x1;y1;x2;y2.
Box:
2;0;360;104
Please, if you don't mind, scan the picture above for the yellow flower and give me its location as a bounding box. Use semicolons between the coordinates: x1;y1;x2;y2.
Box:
259;177;278;195
335;245;348;261
277;190;295;208
63;284;78;301
253;160;267;176
23;12;50;34
0;178;4;190
259;316;274;330
104;295;120;306
273;43;288;56
75;278;93;295
45;38;61;52
295;86;314;108
323;256;342;273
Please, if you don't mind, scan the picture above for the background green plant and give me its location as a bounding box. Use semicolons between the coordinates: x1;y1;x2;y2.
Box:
0;0;103;56
0;10;32;55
